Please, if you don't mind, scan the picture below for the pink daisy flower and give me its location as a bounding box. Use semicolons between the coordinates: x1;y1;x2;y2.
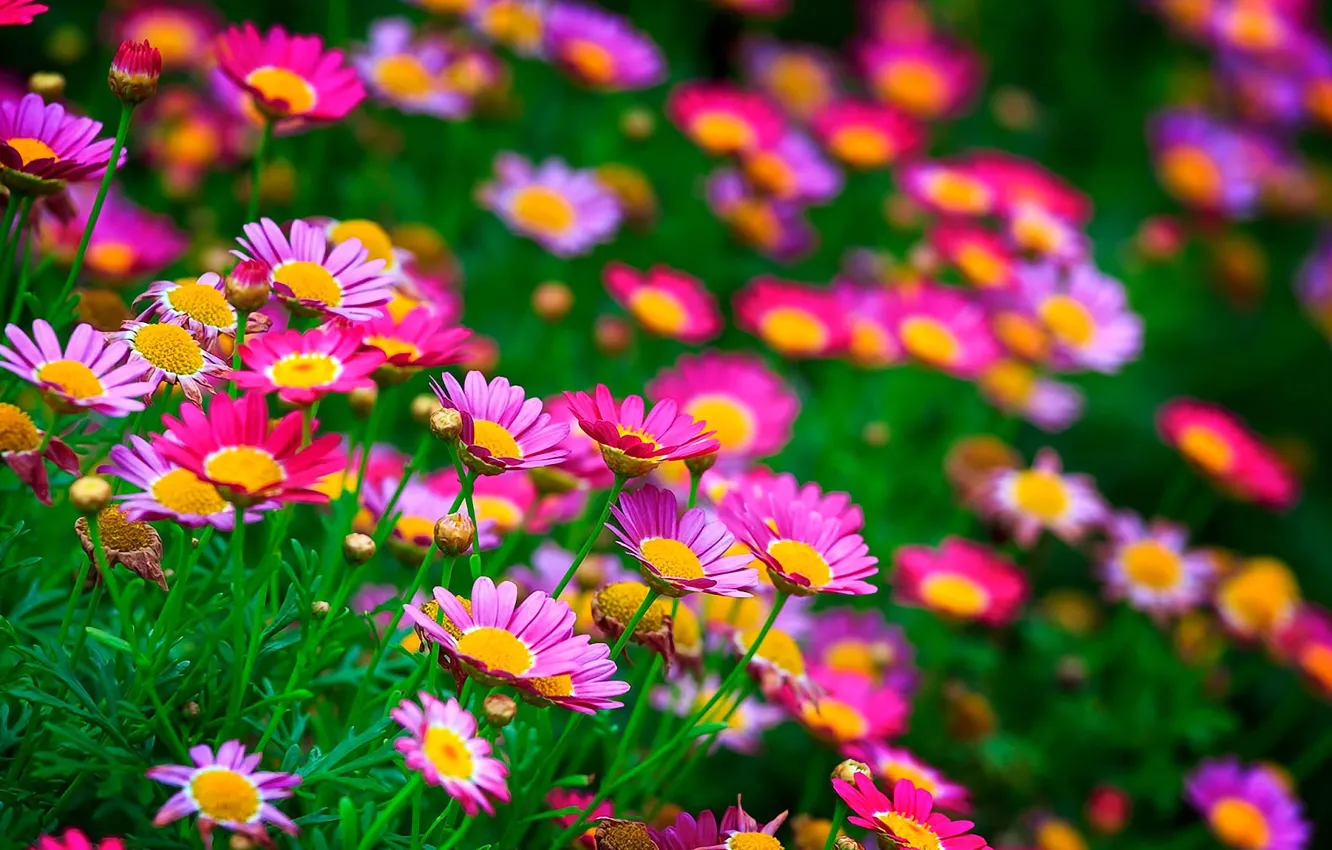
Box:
27;828;122;850
778;663;909;745
833;774;988;850
1157;398;1299;510
1099;511;1212;617
516;639;630;714
740;131;843;205
134;274;241;348
667;81;785;157
970;150;1093;225
806;606;916;692
646;351;798;462
0;401;78;505
603;262;722;344
111;1;221;72
467;0;546;55
835;281;902;369
234;325;384;406
543;1;665;91
976;448;1106;548
0;94;126;188
734;277;847;360
146;740;300;849
100;435;269;530
728;490;877;596
155;391;344;507
215;23;365;130
481;152;622;258
899;159;998;217
930;222;1016;290
858;37;982;120
110;320;230;406
699;799;789;850
40;185;188;287
1149;110;1260;216
882;283;1001;378
547;788;613;850
977;358;1085;433
564;384;720;478
1186;758;1310;850
0;320;156;416
650;672;784;754
0;0;47;26
610;484;758;597
431;370;569;475
354;18;469;119
893;536;1028;626
705;170;817;263
739;36;841;122
391;692;510;814
359;306;470;381
1016;260;1143;374
727;468;865;534
1007;201;1088;261
812;98;925;170
235;218;393;322
845;742;971;813
1271;604;1332;699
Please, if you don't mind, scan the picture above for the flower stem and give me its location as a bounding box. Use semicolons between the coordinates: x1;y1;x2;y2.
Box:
552;475;625;597
356;773;424;850
56;553;94;648
5;197;35;324
449;452;483;578
53;102;132;320
245;120;273;226
87;512;135;649
224;517;248;728
687;470;701;509
229;310;248;397
823;800;847;850
608;589;659;659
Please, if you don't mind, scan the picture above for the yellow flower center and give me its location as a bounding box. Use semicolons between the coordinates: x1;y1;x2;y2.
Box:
981;360;1035;406
0;403;40;453
527;673;574;698
151;468;227;516
830;126;891;168
244;66;318;115
1013;213;1061;256
86;242;137;277
628;287;688;335
766;55;826;117
700;595;765;632
93;505;156;551
799;695;868;742
900;317;960;367
759;307;828;357
1300;644;1332;693
420;0;475;11
640;537;705;580
269;353;340;390
1121;540;1183;591
674;603;701;653
509;186;576;236
877;59;946;116
365;334;420;362
456;626;534;674
1011;469;1070;521
423;725;475;780
1039;295;1096;348
133;16;197;66
596;582;671;633
473;495;523;534
274;261;343;307
375;54;434;99
190;767;260;823
37;359;104;400
167;283;235;329
1177;425;1234;475
386;291;423;323
849;319;893;366
739;626;805;677
956;243;1006;287
766;539;832;588
481;1;543;50
691;112;754;154
470;419;523;459
562;39;617;85
729;200;780;249
1218;560;1298;635
330;219;397;265
75;289;133;332
131;323;205;376
744;151;796;197
993;311;1050;361
881;760;939;796
925;172;989;215
684;396;754;454
7;137;58;165
395;515;435;546
727;834;783;850
1224;5;1280;50
824;639;888;676
874;811;942;850
1209;798;1270;850
1159;146;1221;206
919;572;990;617
1305;79;1332;126
164;119;220;166
204;446;285;493
1035;819;1087;850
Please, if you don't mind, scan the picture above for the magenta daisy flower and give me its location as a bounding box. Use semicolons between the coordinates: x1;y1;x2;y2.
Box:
0;320;156;416
41;186;188;286
234;325;384;407
882;284;1000;378
480;152;622;257
0;94;125;189
517;639;630;714
646;351;798;462
836;281;902;368
564;383;720;478
27;828;122;850
846;742;971;813
976;448;1106;548
430;370;569;475
391;692;510;815
111;320;230;405
100;435;269;530
812;98;925;170
146;741;300;849
609;484;758;597
0;0;47;26
740;131;843;205
899;159;998;217
1158;398;1299;510
806;607;916;692
360;306;470;380
930;222;1016;290
727;468;864;534
740;35;841;122
834;774;988;850
135;274;240;347
215;23;365;130
727;490;877;596
650;672;783;754
893;537;1028;626
1015;260;1143;374
668;81;785;157
543;1;665;91
858;37;982;120
1186;758;1310;850
155;391;344;507
778;664;909;745
603;262;722;344
354;18;468;119
978;359;1084;433
1149;110;1260;216
1099;511;1212;616
1007;201;1088;261
700;799;789;850
734;277;847;360
235;218;393;322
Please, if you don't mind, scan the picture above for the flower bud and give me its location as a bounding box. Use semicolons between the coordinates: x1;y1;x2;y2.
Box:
533;281;573;322
434;512;474;556
342;533;376;565
831;758;871;783
28;71;66;100
311;600;331;618
69;476;112;514
348;386;378;419
595;819;660;850
429;407;462;441
225;259;271;313
862;421;890;447
834;839;864;850
411;393;442;425
482;693;517;728
1056;655;1087;690
109;39;161;105
595;315;633;357
684;450;717;475
621;107;656;140
990;85;1038;131
1086;784;1131;835
181;700;201;718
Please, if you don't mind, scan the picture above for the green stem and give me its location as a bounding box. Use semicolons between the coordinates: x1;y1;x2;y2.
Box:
229;310;248;397
450;452;483;578
687;471;701;510
87;513;135;650
823;800;847;850
56;554;94;647
607;649;664;778
224;518;249;728
53;103;133;319
372;436;431;545
0;196;18;287
552;475;625;597
356;773;424;850
5;197;35;324
426;799;460;843
607;590;659;660
68;582;104;669
245;121;273;226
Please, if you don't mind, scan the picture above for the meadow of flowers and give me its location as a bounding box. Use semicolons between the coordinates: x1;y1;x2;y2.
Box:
1;0;1331;848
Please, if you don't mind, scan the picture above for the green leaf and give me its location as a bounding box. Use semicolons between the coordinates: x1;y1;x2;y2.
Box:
338;796;360;848
84;627;133;654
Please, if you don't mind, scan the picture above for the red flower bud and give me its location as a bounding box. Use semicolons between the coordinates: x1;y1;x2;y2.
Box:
108;39;162;106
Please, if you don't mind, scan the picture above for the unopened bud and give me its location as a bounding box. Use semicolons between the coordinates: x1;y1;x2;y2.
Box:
343;533;376;565
108;39;161;105
349;386;378;419
181;700;201;718
595;315;633;357
621;107;656;140
907;242;940;276
69;476;112;514
862;421;890;447
311;600;331;618
429;406;462;441
225;259;271;313
434;512;474;556
834;838;864;850
832;758;871;783
533;281;573;322
411;393;442;425
482;693;517;728
684;450;717;475
28;71;65;100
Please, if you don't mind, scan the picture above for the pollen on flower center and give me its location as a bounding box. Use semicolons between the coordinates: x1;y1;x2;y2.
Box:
640;537;705;580
1039;295;1096;348
831;126;891;168
167;283;236;328
1011;469;1070;521
470;419;523;459
685;396;755;453
269;352;341;389
510;186;576;235
982;360;1036;405
727;832;784;850
204;446;285;493
274;261;343;307
874;811;942;850
900;317;960;366
741;626;805;677
330;219;396;264
766;539;832;588
759;307;827;356
94;505;157;551
879;59;945;114
245;66;318;115
528;673;574;698
745;151;796;197
7;137;58;165
919;572;989;617
190;767;261;823
692;112;754;154
375;54;434;99
957;244;1006;287
457;626;534;675
1177;425;1234;475
824;639;881;676
596;582;671;633
132;323;206;375
365;334;421;362
1122;540;1183;591
422;725;475;779
628;287;688;334
37;359;104;400
800;695;868;742
1209;798;1270;850
152;468;228;515
0;403;40;453
562;39;617;85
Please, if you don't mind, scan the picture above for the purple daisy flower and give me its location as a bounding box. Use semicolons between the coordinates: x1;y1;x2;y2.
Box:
480;152;622;257
41;185;189;286
354;17;469;118
1016;259;1144;374
100;435;272;529
1186;757;1311;850
430;370;570;475
391;692;510;815
110;321;230;406
805;606;918;694
741;131;843;206
1149;109;1261;217
977;447;1106;549
0;93;127;188
517;638;630;714
543;1;665;91
705;168;816;264
0;320;156;416
1099;510;1212;617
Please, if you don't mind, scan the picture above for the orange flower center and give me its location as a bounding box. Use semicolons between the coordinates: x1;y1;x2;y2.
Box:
691;112;754;154
1121;540;1183;591
878;59;946;117
1209;798;1270;850
759;307;827;356
1011;469;1070;521
375;54;434;99
191;767;261;823
423;725;475;779
7;137;58;165
628;287;688;335
919;572;989;617
830;126;891;168
900;316;960;367
1177;425;1234;475
509;186;576;236
245;66;318;116
1159;146;1221;206
204;446;285;494
562;39;617;85
86;242;137;277
1039;295;1096;348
